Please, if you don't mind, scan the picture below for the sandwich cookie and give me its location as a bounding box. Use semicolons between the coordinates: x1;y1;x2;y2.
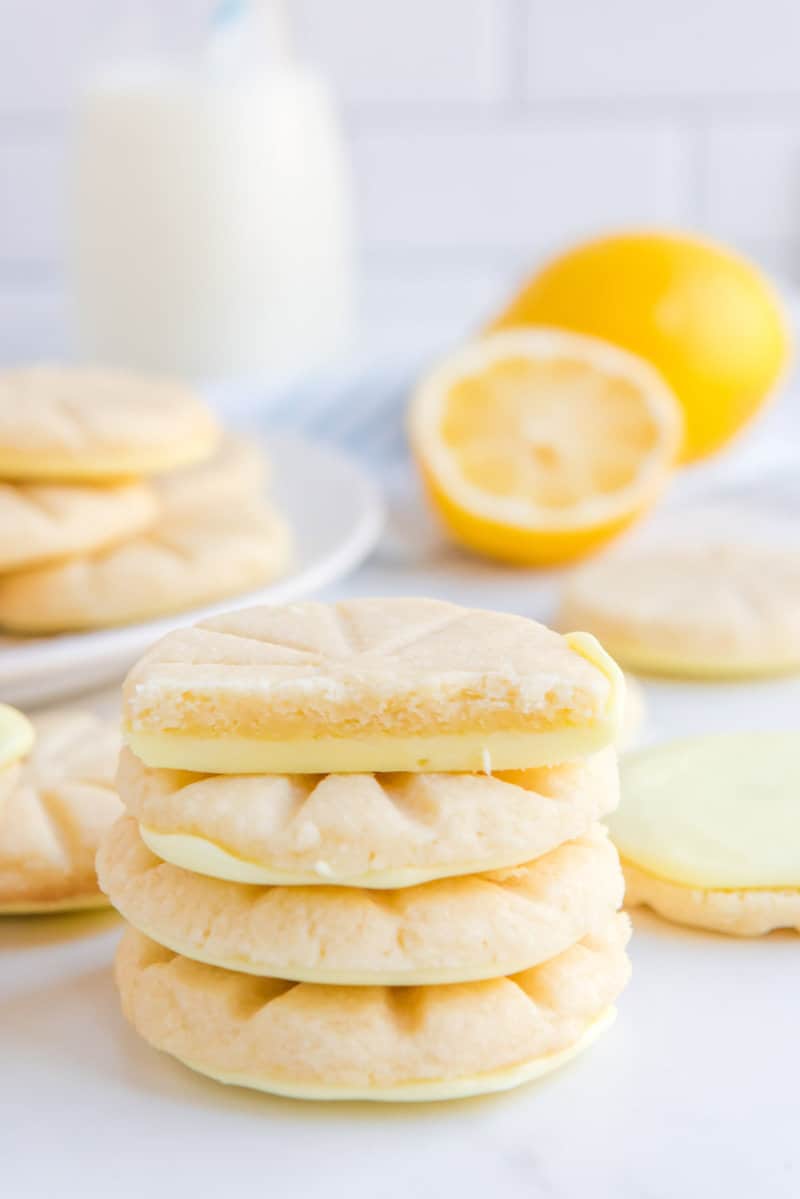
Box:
115;915;631;1101
0;479;157;573
156;435;268;520
560;543;800;679
0;502;292;633
122;597;624;774
0;366;219;481
99;817;624;985
116;746;619;888
610;732;800;935
0;709;122;913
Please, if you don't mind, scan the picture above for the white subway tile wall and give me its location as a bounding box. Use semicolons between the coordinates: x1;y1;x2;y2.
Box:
0;137;66;268
525;0;800;100
1;0;800;357
295;0;513;106
352;122;690;253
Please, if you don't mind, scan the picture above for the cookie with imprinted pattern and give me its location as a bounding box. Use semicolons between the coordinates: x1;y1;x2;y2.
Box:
115;915;631;1101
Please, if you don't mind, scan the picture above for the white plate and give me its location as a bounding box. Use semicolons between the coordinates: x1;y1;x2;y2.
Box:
0;434;383;709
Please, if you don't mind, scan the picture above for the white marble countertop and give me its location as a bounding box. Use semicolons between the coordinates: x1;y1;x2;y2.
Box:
3;536;800;1199
3;897;797;1199
3;349;800;1198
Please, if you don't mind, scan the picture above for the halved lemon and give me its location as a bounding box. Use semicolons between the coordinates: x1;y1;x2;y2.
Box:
490;231;790;462
409;329;683;565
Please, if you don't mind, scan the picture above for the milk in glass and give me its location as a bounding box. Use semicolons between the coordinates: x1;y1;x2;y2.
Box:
71;1;356;379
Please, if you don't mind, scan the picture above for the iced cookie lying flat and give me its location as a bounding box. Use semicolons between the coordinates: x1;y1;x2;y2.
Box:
560;544;800;678
0;479;157;573
0;709;122;913
99;816;623;985
115;916;630;1101
123;598;623;774
0;366;219;481
116;746;618;887
0;502;292;633
610;732;800;935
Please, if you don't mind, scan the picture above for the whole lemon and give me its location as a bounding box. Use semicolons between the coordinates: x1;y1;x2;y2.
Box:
489;231;791;462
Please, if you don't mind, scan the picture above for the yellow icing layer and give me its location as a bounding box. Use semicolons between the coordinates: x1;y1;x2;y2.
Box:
0;704;34;771
139;823;579;890
611;732;800;889
128;722;615;776
175;1007;616;1102
0;892;110;915
0;439;215;484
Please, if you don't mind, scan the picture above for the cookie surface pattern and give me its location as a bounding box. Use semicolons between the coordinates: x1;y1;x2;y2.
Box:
0;367;219;480
0;502;292;633
0;480;157;572
99;816;624;984
0;709;122;911
115;915;631;1100
560;544;800;678
117;746;619;887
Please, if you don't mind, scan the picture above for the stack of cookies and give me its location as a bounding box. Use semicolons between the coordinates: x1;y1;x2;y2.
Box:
0;367;291;634
100;597;631;1101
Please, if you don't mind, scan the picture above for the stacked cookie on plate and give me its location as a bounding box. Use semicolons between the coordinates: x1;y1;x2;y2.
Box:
0;367;291;633
100;598;631;1101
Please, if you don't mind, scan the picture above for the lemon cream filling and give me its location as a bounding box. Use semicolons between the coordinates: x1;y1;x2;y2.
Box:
138;823;537;888
139;822;600;890
0;892;110;915
0;705;34;771
127;723;615;777
610;732;800;889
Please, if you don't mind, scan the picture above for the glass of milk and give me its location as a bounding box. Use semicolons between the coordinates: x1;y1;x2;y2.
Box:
70;0;356;382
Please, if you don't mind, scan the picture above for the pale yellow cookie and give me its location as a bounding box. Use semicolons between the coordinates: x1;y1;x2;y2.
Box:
99;816;624;985
156;435;268;520
0;709;122;913
0;704;34;771
610;732;800;935
622;862;800;937
0;479;157;572
560;544;800;678
116;746;618;888
0;501;292;633
115;915;631;1101
0;366;219;481
122;598;624;774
